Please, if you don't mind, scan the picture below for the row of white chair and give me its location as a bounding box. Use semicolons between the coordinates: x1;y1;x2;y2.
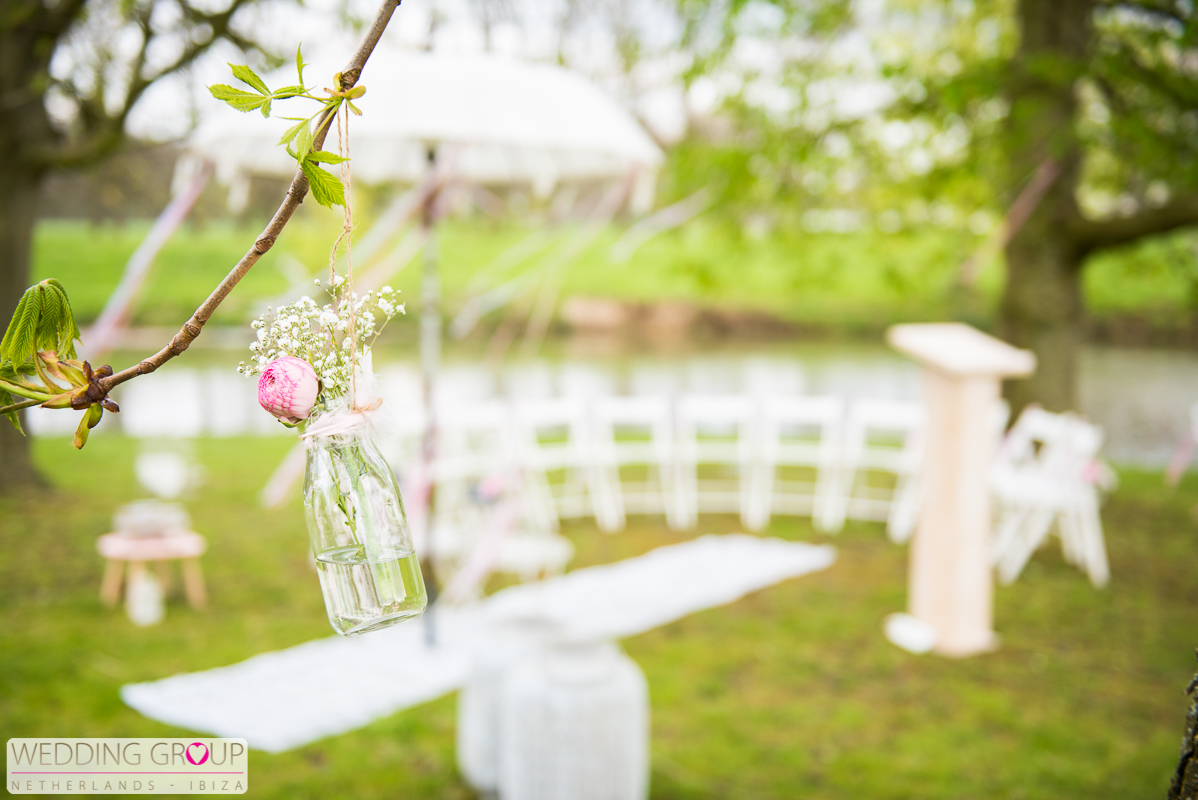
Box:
391;394;927;544
396;396;1117;595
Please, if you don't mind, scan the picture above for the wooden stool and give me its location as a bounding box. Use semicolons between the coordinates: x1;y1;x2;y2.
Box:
97;532;208;609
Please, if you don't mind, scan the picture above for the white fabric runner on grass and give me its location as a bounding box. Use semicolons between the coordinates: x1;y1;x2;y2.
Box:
121;535;835;752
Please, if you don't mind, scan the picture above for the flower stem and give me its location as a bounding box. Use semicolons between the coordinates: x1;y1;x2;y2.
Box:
0;397;40;416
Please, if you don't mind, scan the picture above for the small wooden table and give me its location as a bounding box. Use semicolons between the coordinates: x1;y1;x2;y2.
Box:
97;532;208;609
887;323;1035;656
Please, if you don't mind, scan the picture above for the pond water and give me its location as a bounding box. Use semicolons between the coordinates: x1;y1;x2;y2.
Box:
28;341;1198;467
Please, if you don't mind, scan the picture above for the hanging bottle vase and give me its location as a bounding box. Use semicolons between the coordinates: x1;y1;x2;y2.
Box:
302;414;426;636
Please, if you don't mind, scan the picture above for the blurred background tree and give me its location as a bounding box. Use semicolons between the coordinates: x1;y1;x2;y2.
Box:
0;0;261;489
667;0;1198;413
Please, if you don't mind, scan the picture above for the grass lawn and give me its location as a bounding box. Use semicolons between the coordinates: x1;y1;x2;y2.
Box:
2;434;1196;798
31;213;1198;335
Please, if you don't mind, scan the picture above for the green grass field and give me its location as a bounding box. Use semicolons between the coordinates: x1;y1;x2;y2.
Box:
2;435;1195;798
30;213;1198;335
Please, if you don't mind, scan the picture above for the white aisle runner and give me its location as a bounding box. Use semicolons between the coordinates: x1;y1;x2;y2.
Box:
121;535;836;752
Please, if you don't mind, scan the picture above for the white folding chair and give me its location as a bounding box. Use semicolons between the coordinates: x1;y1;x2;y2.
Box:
744;357;806;398
832;399;925;541
512;396;604;531
407;400;511;566
434;400;514;523
991;407;1111;587
591;395;678;531
378;365;425;476
674;395;758;529
435;364;497;408
429;400;576;597
755;396;843;532
559;363;618;399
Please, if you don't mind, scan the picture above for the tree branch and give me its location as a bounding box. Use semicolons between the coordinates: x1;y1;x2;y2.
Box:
37;0;260;169
1070;193;1198;252
96;0;401;395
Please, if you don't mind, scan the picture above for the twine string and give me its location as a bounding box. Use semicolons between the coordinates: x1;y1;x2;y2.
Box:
326;105;361;411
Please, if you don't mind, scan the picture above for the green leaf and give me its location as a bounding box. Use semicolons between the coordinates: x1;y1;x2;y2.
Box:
0;375;51;402
301;161;346;208
34;286;62;352
307;150;349;165
272;85;306;99
229;63;271;96
44;279;81;356
1;280;80;366
278;119;309;147
0;287;39;365
296;44;306;86
0;362;49;395
294;120;314;160
72;405;102;449
0;388;24;436
208;85;272;114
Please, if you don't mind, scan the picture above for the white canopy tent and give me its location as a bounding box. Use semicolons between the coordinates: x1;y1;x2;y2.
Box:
182;48;663;212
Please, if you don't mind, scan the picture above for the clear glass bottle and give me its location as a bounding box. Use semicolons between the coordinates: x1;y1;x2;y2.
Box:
302;418;427;636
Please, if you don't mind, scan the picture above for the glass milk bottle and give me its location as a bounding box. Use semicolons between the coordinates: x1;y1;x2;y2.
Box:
302;420;426;636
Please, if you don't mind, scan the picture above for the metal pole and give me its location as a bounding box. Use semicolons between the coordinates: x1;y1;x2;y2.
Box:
420;147;441;646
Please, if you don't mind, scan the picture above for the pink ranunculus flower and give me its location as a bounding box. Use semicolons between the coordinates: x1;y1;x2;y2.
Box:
257;357;320;423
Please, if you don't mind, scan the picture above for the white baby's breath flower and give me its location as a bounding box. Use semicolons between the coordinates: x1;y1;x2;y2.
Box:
241;284;403;393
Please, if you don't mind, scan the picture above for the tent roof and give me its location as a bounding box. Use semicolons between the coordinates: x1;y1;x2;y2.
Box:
187;49;663;188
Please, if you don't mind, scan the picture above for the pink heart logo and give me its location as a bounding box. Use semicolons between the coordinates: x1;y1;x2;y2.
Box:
185;743;209;766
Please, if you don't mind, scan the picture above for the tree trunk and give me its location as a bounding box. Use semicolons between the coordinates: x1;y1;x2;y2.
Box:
998;0;1093;415
1;13;59;492
1000;179;1087;413
0;165;46;491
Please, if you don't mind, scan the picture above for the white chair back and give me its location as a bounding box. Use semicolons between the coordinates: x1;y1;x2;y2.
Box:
833;399;925;540
675;395;758;529
513;397;602;529
756;395;843;531
592;396;677;530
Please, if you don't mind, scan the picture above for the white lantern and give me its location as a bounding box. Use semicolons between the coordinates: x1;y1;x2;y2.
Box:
458;617;560;793
126;568;165;627
498;640;649;800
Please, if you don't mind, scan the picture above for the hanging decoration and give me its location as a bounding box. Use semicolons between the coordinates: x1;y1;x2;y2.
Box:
219;51;427;636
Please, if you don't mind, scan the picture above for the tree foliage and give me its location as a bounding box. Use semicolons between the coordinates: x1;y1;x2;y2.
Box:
659;1;1198;237
206;50;359;209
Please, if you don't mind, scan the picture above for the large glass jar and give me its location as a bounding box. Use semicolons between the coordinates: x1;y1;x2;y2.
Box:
302;417;427;636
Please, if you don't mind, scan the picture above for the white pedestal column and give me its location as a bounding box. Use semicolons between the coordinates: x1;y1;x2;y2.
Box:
886;323;1035;657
